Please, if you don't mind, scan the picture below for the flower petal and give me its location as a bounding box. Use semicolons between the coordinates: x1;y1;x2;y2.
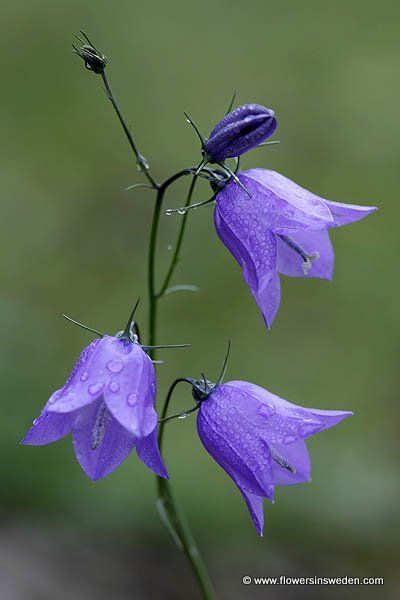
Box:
215;206;280;328
72;398;136;481
302;408;353;436
21;410;74;445
198;389;274;497
323;200;377;228
252;272;281;329
276;229;334;280
136;429;169;479
241;169;334;229
239;489;265;536
270;440;311;486
46;338;104;413
221;381;349;445
103;343;158;437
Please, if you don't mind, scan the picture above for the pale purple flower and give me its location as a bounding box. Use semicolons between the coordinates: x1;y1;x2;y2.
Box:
204;104;277;163
22;336;168;481
214;168;377;328
197;380;352;535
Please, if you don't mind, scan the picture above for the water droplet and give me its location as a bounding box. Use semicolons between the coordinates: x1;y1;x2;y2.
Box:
106;359;124;373
299;420;321;437
178;413;188;419
283;434;296;444
108;381;120;393
88;382;104;396
165;210;172;216
258;403;275;419
167;244;172;251
80;371;89;382
126;393;137;407
178;208;186;215
32;418;39;425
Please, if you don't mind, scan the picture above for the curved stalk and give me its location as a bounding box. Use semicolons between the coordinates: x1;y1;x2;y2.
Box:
157;380;216;599
98;59;214;597
157;175;198;297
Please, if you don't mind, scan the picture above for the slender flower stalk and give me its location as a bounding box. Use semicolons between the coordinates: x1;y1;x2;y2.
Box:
81;40;215;598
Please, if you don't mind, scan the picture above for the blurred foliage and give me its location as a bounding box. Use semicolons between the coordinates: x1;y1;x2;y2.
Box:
1;0;399;583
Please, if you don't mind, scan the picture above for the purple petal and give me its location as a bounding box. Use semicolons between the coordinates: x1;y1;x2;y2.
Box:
198;390;274;497
323;200;377;228
221;381;350;445
270;440;311;486
214;206;280;328
72;398;136;481
46;338;105;413
302;408;353;436
136;429;169;479
239;489;265;536
21;410;74;446
276;229;334;280
241;170;334;229
253;272;281;329
103;342;157;438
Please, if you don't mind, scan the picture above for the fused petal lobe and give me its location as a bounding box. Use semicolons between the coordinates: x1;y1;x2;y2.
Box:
21;410;74;446
72;397;136;481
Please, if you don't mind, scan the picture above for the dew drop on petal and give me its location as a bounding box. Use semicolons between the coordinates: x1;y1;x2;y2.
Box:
106;359;124;373
88;382;104;396
80;371;89;382
258;403;275;419
126;393;137;407
108;381;120;393
283;434;297;444
299;419;322;437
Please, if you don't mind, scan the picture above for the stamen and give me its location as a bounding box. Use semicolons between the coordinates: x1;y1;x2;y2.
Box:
91;402;109;450
270;446;296;473
278;234;319;276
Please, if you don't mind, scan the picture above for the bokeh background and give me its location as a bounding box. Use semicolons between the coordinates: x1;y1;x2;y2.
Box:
1;0;399;598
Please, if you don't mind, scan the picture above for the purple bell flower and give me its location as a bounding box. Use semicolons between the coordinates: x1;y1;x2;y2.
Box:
204;104;277;163
22;335;168;481
214;168;377;328
197;380;352;535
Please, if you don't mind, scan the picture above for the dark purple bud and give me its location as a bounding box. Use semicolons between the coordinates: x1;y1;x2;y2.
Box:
73;32;108;75
203;104;277;162
74;44;108;74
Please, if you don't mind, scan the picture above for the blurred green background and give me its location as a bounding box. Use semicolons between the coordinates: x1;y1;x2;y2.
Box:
1;0;399;597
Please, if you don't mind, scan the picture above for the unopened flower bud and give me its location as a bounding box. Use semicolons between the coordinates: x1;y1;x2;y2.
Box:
74;43;108;75
203;103;277;162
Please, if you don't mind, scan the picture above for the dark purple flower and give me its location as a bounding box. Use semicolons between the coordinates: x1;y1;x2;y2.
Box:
22;336;168;481
214;168;377;328
197;380;352;535
204;104;277;163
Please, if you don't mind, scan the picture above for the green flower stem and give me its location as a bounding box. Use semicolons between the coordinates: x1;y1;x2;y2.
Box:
157;175;198;298
101;71;158;189
99;64;214;596
157;380;216;600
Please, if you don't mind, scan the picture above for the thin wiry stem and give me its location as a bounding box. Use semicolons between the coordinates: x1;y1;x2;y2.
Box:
101;71;158;189
157;174;198;297
157;380;216;599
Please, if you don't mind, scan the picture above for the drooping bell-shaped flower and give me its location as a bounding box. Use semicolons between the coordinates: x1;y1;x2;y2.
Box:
214;168;377;328
22;334;168;482
197;379;352;535
203;104;277;163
